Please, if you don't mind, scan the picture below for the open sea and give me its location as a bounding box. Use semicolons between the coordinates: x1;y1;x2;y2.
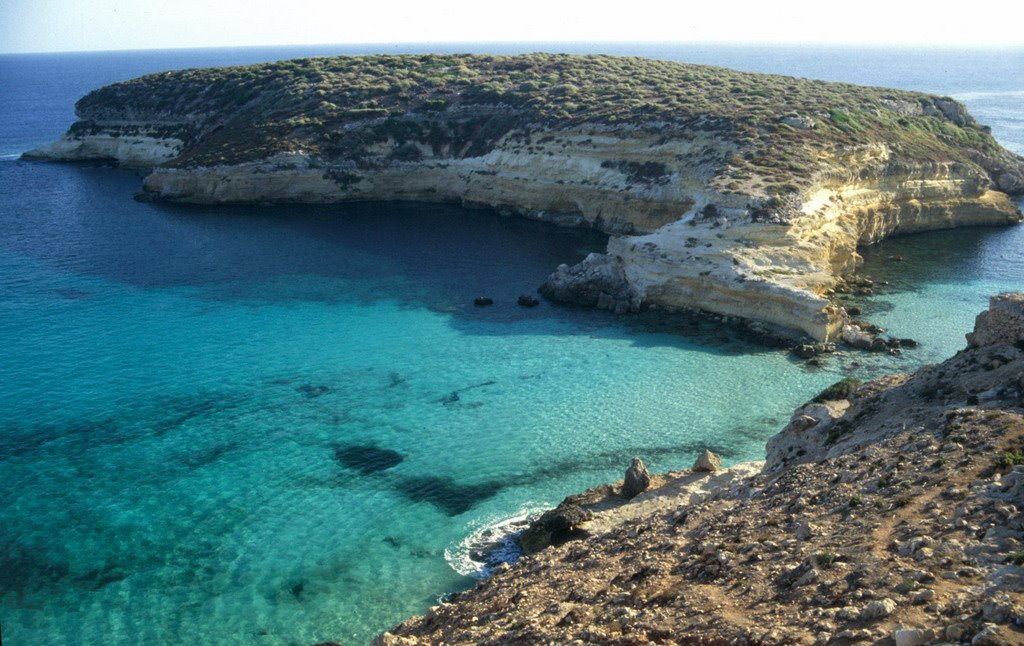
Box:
1;43;1022;645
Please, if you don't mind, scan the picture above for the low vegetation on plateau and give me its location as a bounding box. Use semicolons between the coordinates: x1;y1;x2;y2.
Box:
74;53;1009;195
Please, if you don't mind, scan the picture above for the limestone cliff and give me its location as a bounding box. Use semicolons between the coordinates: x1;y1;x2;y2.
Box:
24;54;1024;340
376;293;1024;645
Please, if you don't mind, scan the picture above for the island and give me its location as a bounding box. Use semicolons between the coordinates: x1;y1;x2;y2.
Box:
25;54;1024;342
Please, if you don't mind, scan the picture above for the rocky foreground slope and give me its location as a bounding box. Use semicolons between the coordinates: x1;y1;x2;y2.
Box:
378;293;1024;645
25;54;1024;340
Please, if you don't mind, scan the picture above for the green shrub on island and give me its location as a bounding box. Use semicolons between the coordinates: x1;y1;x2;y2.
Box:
813;377;862;403
73;53;1007;190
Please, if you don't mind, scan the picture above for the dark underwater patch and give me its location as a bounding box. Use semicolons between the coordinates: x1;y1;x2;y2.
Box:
77;563;129;591
387;372;406;388
53;288;92;300
394;475;503;516
333;444;404;474
297;384;332;398
437;380;496;405
0;417;127;461
152;393;245;437
177;442;238;468
0;542;71;596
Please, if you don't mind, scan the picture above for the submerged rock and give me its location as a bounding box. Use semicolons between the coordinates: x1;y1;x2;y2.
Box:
516;294;539;308
621;457;651;499
473;296;494;306
334;445;404;474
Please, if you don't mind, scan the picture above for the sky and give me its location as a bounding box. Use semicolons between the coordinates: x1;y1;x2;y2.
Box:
1;0;1022;54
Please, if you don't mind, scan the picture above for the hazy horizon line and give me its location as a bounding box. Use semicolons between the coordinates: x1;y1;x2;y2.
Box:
4;39;1024;57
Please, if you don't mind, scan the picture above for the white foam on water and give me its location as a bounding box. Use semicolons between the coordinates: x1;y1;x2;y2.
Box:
445;504;547;579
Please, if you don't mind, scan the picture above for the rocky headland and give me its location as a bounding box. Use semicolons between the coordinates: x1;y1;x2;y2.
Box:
24;54;1024;341
374;293;1024;644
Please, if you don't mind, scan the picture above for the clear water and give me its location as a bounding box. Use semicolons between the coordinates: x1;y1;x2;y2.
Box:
0;44;1021;645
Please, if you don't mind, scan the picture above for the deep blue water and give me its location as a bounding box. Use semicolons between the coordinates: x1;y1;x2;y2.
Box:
0;44;1022;645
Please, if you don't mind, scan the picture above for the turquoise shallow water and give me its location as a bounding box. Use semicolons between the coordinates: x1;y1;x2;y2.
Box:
0;45;1022;645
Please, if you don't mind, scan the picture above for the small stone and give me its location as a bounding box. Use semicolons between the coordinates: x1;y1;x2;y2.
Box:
946;624;967;641
795;523;813;541
912;589;935;604
836;628;872;641
860;598;897;620
693;450;722;473
622;457;651;499
893;627;929;646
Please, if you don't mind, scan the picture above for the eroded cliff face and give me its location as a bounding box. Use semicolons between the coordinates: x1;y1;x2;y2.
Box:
24;129;183;166
134;126;718;234
24;54;1024;341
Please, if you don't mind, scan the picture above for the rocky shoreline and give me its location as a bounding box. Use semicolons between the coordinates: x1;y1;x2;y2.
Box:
376;293;1024;645
23;54;1024;343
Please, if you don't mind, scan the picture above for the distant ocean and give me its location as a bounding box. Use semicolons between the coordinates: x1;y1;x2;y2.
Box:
1;43;1022;645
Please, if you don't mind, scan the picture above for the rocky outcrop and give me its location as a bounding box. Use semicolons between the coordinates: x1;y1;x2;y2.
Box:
377;294;1024;645
26;54;1024;341
538;252;642;315
968;292;1024;348
622;457;652;499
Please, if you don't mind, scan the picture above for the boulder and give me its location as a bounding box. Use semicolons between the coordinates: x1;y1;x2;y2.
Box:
792;344;818;359
693;450;722;473
622;457;651;499
971;624;1004;646
517;294;540;308
519;504;594;554
842;324;874;350
473;296;494;306
869;337;890;353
